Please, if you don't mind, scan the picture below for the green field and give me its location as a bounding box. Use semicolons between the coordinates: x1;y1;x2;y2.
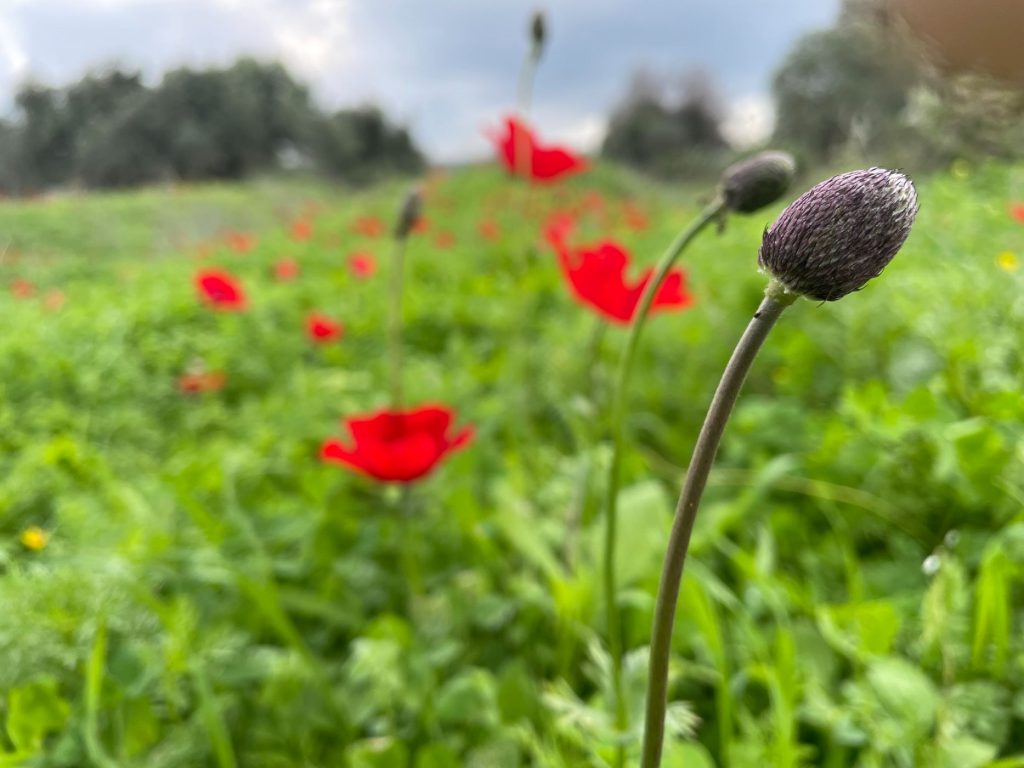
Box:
0;160;1023;767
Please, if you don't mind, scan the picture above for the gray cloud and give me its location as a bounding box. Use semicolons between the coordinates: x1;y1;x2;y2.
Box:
0;0;840;161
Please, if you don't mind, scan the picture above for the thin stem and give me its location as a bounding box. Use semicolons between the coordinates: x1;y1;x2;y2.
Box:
640;284;796;768
518;47;540;117
515;48;539;184
603;198;725;766
389;238;406;408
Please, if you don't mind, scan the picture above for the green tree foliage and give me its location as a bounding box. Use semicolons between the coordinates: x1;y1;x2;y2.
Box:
771;25;915;163
0;60;423;193
602;69;730;178
311;106;425;184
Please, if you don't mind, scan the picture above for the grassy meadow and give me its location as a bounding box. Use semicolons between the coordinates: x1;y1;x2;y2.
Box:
0;159;1023;767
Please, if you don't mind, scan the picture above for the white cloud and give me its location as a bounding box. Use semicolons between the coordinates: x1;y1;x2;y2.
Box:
721;94;775;148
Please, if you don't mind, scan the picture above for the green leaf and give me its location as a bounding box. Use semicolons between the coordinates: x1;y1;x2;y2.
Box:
6;677;70;752
866;657;939;736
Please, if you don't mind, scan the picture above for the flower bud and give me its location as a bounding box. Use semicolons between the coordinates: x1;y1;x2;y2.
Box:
531;10;546;53
758;168;918;301
719;151;796;214
394;188;423;240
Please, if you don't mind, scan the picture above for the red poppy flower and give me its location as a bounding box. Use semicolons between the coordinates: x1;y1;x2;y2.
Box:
321;404;473;483
551;235;693;325
226;231;256;253
307;313;343;343
478;218;500;241
195;269;247;310
487;116;588;183
412;217;431;235
274;258;300;282
1010;203;1024;223
349;252;377;279
10;279;34;299
178;370;227;394
291;219;313;241
353;215;385;238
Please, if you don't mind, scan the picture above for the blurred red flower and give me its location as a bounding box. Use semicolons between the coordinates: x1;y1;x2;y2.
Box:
178;370;227;394
412;217;431;235
1010;203;1024;223
307;313;343;343
196;269;247;310
274;258;300;281
488;116;588;183
43;289;66;311
434;231;456;249
623;201;649;231
478;218;500;241
321;404;473;483
543;212;576;250
10;279;34;299
551;233;692;325
291;219;313;241
349;252;377;279
353;215;385;238
226;231;256;253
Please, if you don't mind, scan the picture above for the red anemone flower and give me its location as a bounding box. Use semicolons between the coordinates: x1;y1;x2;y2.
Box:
434;231;456;249
226;231;256;253
178;370;227;394
274;258;300;282
321;404;473;483
43;289;66;311
353;215;385;238
550;234;692;325
623;202;649;231
10;279;34;299
349;252;377;279
195;269;247;310
307;313;343;343
291;219;313;241
487;116;588;183
478;218;500;241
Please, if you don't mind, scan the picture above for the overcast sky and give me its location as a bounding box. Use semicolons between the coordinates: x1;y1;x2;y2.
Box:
0;0;840;161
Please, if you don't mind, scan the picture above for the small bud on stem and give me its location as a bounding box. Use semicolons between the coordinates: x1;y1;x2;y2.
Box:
719;150;797;214
394;188;423;241
530;10;546;55
758;168;918;301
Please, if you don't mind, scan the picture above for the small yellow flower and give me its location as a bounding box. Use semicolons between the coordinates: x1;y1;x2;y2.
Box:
951;159;970;180
20;526;49;551
997;251;1019;272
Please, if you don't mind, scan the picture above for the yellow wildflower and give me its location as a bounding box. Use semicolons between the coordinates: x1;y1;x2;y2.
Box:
20;526;49;551
997;251;1019;272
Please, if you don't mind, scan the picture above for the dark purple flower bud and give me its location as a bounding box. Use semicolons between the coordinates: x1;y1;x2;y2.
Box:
720;150;796;214
394;188;423;240
758;168;918;301
531;10;546;52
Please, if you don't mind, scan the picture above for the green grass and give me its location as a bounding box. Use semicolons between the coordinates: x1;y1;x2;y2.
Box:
0;159;1023;767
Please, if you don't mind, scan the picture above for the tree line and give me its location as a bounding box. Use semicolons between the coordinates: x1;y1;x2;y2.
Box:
602;1;1024;177
0;59;423;194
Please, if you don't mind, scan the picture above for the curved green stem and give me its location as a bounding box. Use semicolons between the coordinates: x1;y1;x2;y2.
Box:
639;282;796;768
603;198;725;766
